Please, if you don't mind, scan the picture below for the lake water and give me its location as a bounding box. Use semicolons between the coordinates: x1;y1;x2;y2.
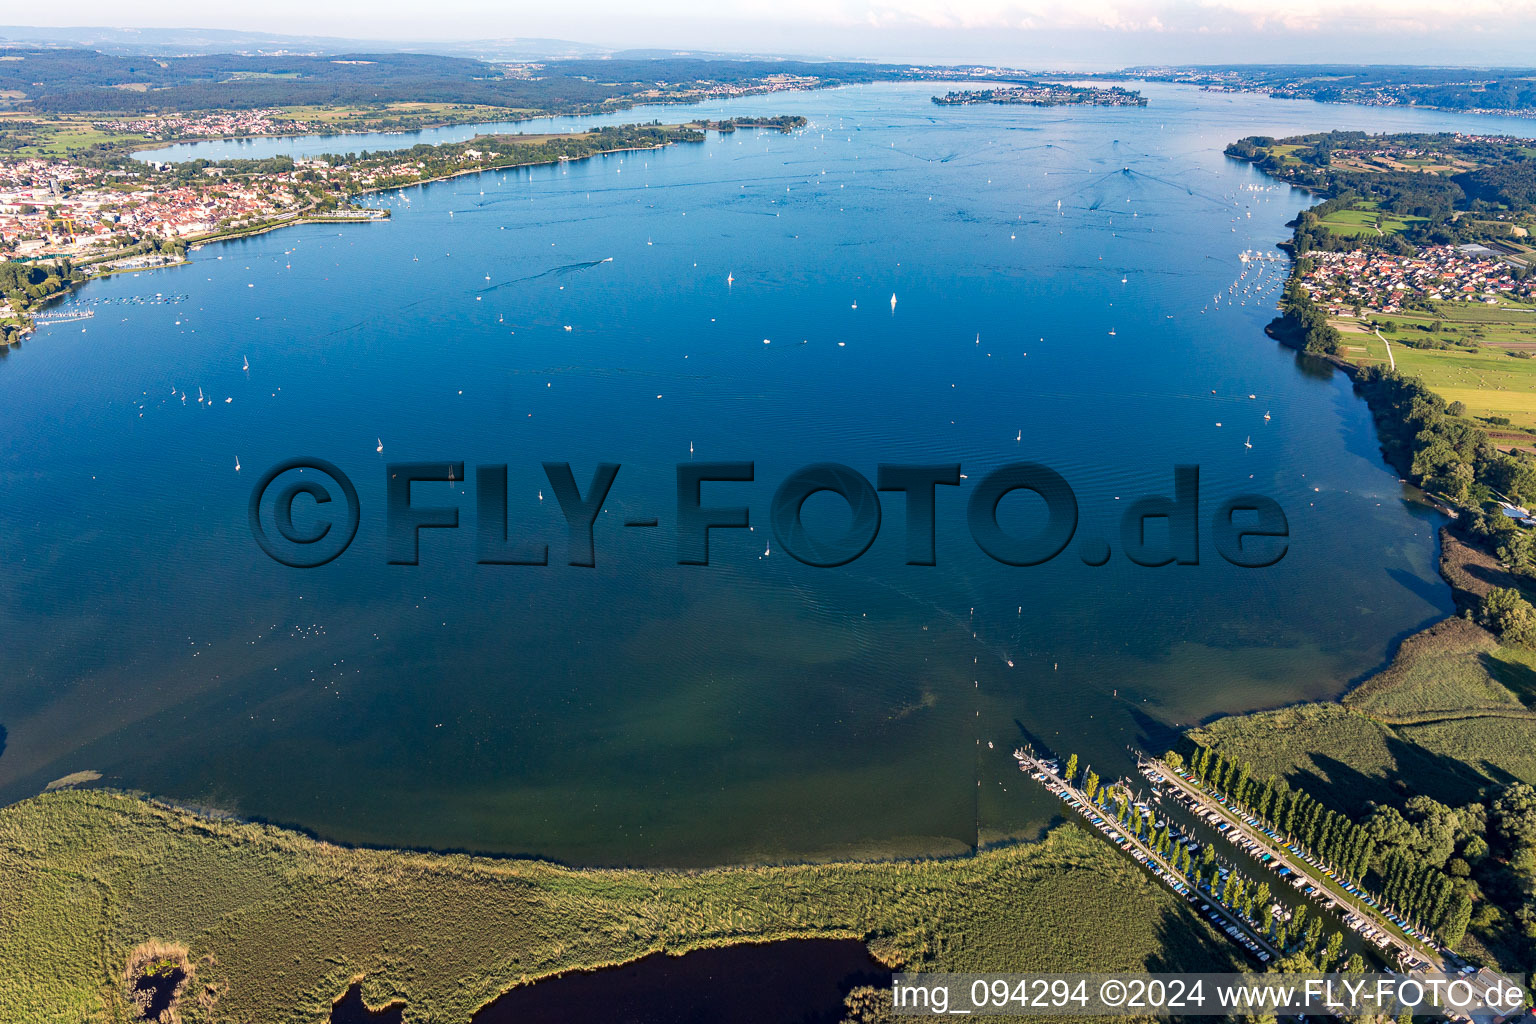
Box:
3;82;1525;866
469;939;890;1024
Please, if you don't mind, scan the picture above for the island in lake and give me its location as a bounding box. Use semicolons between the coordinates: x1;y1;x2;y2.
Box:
932;83;1147;107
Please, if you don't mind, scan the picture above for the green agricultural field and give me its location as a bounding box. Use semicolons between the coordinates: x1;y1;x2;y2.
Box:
0;116;151;156
0;791;1240;1024
1435;302;1536;326
1266;142;1307;166
1317;200;1427;238
278;101;538;132
1348;306;1536;433
1190;618;1536;814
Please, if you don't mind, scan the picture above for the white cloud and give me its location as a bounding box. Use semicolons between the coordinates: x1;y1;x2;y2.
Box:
643;0;1530;35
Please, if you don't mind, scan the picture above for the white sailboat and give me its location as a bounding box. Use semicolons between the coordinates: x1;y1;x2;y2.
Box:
376;438;383;453
1244;436;1253;449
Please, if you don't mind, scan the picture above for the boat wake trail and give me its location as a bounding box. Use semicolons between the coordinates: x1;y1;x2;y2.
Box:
478;257;613;294
323;258;615;336
1120;167;1229;206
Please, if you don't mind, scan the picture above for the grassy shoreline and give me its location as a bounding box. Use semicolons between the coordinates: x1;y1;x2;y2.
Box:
1191;529;1536;800
1185;531;1536;969
0;790;1239;1023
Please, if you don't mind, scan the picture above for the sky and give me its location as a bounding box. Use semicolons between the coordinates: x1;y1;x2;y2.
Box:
13;1;1536;67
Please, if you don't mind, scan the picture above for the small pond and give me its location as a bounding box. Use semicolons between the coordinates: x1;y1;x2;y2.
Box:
472;939;891;1024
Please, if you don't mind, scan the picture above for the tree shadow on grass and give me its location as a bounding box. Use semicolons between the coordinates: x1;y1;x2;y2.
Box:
1297;740;1492;818
1457;558;1521;594
1482;651;1536;709
1147;908;1246;974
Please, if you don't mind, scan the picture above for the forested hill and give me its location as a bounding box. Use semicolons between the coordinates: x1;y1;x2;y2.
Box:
0;48;925;114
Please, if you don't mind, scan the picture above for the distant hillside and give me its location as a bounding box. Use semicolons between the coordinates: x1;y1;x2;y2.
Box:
1126;64;1536;114
0;25;606;59
0;47;925;115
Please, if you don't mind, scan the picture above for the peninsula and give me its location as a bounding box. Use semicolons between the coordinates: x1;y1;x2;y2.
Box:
0;120;803;343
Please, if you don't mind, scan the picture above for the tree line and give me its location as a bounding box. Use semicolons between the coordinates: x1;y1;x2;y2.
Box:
2;47;920;116
1060;751;1359;965
1173;743;1536;958
1351;362;1536;587
1173;745;1473;946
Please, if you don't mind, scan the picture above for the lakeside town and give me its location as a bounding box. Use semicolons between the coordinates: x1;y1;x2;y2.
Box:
0;119;806;341
86;108;318;140
1122;66;1536;118
932;83;1148;107
1297;245;1536;313
0;155;314;259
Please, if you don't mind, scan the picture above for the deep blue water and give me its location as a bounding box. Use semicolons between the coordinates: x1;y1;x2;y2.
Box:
3;82;1521;866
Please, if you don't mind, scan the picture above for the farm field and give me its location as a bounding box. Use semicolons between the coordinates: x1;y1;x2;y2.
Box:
1316;199;1428;237
1338;302;1536;435
276;101;540;131
0;114;151;156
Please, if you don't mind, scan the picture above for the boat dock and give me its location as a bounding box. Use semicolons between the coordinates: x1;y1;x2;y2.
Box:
1139;753;1444;972
1012;746;1278;964
31;310;95;325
